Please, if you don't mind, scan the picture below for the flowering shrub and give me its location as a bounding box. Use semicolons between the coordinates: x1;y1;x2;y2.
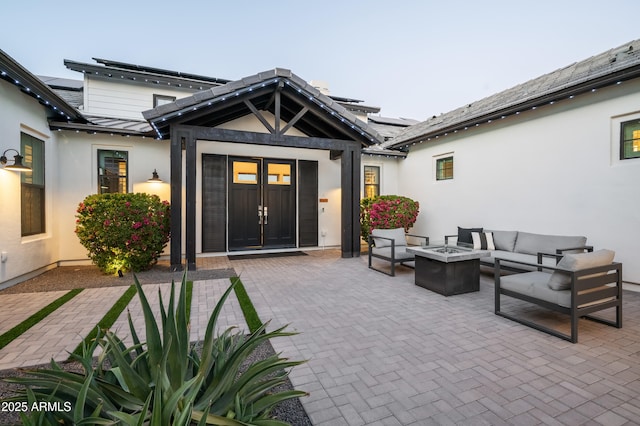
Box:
75;193;170;274
360;195;420;241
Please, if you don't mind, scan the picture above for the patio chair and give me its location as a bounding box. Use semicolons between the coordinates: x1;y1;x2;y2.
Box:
494;249;622;343
368;228;428;276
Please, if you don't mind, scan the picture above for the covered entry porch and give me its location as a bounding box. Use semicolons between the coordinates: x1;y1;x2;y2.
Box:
142;68;383;270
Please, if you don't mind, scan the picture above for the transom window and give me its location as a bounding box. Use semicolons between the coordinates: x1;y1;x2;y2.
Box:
98;150;128;193
21;133;46;236
364;165;380;197
436;156;454;180
621;119;640;160
267;163;291;185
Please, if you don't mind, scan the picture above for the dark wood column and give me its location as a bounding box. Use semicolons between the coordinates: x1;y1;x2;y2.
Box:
169;127;184;271
185;130;197;270
341;143;362;258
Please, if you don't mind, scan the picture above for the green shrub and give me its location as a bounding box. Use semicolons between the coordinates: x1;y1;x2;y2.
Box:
75;193;170;274
360;195;420;241
6;274;306;425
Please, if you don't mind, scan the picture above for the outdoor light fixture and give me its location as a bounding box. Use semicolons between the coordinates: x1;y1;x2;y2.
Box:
0;149;31;172
147;169;162;183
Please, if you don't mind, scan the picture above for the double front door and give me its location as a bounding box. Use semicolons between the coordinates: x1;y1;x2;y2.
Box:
228;157;296;250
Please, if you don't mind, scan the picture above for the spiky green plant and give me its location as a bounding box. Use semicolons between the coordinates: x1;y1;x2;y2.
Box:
4;274;306;425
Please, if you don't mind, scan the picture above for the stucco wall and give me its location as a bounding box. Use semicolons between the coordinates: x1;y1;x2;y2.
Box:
0;80;58;287
55;132;171;263
397;80;640;283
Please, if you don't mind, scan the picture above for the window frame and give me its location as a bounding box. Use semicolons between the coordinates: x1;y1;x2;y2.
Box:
363;165;380;198
153;94;176;108
620;118;640;160
20;132;46;236
98;149;129;194
435;155;454;181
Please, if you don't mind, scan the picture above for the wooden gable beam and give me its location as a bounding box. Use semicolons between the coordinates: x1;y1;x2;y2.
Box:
280;106;309;135
244;99;275;133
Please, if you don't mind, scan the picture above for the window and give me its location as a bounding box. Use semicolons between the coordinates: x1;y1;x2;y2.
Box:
364;166;380;198
233;161;258;184
267;163;291;185
21;132;45;236
621;119;640;160
98;150;128;193
436;156;454;180
153;94;176;108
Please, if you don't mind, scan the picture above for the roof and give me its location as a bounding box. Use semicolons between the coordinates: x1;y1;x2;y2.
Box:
37;76;84;108
0;50;84;122
64;59;229;91
367;116;419;142
387;39;640;149
49;115;154;136
143;68;384;146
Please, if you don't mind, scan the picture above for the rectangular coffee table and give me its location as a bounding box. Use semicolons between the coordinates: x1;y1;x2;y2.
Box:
407;244;490;296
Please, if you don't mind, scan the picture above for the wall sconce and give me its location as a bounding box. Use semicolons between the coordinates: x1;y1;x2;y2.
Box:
147;169;163;183
0;149;31;172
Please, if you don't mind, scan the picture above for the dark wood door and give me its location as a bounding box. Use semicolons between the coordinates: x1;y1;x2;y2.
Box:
227;157;296;250
228;157;262;250
263;159;296;248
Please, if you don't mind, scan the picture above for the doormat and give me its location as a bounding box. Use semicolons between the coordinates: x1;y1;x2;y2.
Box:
228;251;308;261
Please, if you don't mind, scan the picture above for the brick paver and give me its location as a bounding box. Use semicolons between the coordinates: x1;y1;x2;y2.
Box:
0;290;68;334
1;250;639;425
0;287;126;369
236;250;640;425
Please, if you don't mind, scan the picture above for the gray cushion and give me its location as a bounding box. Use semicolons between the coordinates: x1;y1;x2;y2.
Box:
547;249;615;290
514;232;587;256
372;228;407;248
486;230;518;252
481;250;558;271
500;271;572;308
371;246;414;261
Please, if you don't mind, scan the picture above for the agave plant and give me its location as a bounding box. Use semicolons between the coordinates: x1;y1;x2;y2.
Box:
5;274;306;425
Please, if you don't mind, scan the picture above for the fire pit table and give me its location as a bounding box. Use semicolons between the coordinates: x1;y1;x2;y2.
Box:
407;243;490;296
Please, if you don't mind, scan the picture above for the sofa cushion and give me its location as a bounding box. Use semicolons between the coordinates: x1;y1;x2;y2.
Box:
547;249;615;291
472;232;495;250
514;232;587;256
372;228;407;248
482;250;558;271
486;230;518;252
458;227;483;245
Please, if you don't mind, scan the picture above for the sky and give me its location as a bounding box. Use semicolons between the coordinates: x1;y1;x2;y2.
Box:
2;0;639;121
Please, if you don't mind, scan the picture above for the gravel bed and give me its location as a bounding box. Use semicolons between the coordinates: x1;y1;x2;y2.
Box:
0;340;310;425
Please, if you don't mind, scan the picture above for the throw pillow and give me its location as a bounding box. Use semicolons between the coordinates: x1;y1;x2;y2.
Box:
471;232;495;250
547;249;615;291
458;226;483;245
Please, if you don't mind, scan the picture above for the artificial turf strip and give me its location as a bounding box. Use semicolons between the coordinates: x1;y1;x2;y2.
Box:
0;288;84;351
231;277;263;334
69;285;137;359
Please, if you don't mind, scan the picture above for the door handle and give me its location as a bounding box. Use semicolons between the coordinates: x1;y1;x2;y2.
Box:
264;206;268;225
258;205;263;225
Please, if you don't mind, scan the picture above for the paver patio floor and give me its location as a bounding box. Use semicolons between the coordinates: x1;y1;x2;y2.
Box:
1;249;639;425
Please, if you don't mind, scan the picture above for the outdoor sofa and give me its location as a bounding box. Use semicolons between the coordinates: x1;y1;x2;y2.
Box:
494;249;622;343
446;228;592;273
368;228;428;276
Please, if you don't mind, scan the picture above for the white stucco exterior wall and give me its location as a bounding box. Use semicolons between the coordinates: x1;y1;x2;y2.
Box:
397;80;640;283
55;131;171;263
0;80;58;287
